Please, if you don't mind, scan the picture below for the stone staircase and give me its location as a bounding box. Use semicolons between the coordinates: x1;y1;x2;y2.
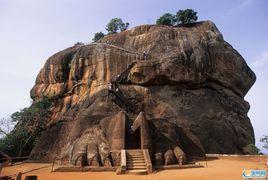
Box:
114;61;137;84
126;149;147;174
109;82;135;113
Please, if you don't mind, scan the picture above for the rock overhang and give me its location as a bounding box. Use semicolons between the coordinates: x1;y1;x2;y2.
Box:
29;20;256;164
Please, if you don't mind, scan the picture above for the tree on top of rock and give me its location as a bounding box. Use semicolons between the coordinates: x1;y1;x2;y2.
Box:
176;9;198;25
156;13;177;26
106;18;129;34
260;135;268;150
74;42;84;46
92;32;105;42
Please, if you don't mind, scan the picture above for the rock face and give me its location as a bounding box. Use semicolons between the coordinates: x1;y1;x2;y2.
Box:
29;21;256;166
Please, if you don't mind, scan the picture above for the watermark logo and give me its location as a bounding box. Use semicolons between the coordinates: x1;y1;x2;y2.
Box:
242;170;267;179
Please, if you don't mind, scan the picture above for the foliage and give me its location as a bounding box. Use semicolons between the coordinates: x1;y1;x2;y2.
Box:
155;9;198;27
242;144;262;155
106;18;129;34
156;13;177;26
260;135;268;149
0;117;15;137
176;9;198;25
0;97;52;157
0;127;34;157
74;42;84;46
92;32;105;42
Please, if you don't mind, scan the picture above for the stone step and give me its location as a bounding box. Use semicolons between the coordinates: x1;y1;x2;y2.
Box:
125;149;148;174
127;166;147;170
127;156;143;159
127;156;144;159
127;166;147;169
127;152;143;154
127;151;143;153
128;158;143;160
127;158;145;161
127;149;142;152
127;158;145;162
126;152;143;155
127;159;145;163
127;155;143;158
126;169;148;175
127;154;143;156
126;149;142;152
127;163;147;167
127;160;146;164
127;162;146;165
127;154;143;158
127;163;146;167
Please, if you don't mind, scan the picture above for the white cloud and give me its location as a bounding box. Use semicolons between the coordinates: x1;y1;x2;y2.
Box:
251;50;268;68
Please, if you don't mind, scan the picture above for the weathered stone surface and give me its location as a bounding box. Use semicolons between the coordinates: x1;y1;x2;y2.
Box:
66;126;111;166
29;21;256;166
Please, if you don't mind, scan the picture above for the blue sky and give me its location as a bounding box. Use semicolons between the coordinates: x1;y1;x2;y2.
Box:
0;0;267;153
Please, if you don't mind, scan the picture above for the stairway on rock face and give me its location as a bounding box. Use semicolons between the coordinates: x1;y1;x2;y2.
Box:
115;62;137;84
108;60;138;114
109;83;135;113
126;113;137;122
126;149;147;174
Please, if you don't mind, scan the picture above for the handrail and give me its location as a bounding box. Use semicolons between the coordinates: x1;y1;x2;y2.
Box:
142;149;153;174
108;61;137;113
51;158;56;172
90;43;143;57
113;61;137;84
108;61;138;114
51;156;64;172
109;87;135;113
120;149;126;174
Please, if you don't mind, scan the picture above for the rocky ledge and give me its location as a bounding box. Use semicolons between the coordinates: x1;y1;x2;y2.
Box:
29;21;256;166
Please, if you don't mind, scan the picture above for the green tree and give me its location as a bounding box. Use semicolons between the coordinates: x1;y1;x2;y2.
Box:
0;97;52;157
106;18;129;34
74;42;84;46
176;9;198;25
92;32;105;42
119;22;129;32
260;135;268;149
156;13;177;26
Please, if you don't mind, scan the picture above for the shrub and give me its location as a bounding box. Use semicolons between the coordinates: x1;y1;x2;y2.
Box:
176;9;198;25
156;13;177;26
92;32;105;42
106;18;129;34
74;42;84;46
242;144;262;155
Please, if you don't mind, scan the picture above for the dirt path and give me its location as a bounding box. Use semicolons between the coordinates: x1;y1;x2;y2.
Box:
1;159;267;180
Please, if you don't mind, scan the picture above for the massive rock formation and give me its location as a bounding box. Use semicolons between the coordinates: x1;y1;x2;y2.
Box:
29;21;256;166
